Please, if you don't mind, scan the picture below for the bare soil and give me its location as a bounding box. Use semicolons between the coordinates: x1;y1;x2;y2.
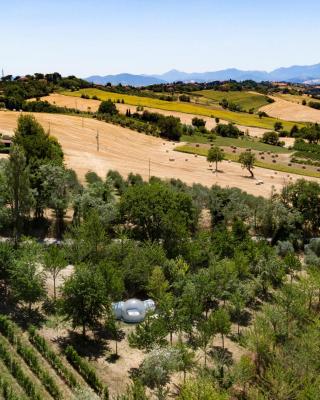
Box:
260;95;320;123
42;93;268;138
0;110;318;198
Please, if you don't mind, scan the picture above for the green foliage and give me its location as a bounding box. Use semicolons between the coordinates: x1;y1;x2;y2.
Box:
98;100;118;115
4;145;34;243
65;345;107;396
260;131;283;146
60;264;109;336
139;347;178;400
128;315;168;351
0;374;25;400
0;316;62;399
28;326;79;389
177;376;228;400
239;150;256;177
119;182;197;257
9;239;45;311
214;123;242;138
207;146;225;171
0;335;42;400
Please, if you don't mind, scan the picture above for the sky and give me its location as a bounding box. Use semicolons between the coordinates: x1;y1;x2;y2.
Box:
1;0;320;77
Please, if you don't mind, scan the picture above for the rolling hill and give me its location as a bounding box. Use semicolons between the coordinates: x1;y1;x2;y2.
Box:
85;63;320;86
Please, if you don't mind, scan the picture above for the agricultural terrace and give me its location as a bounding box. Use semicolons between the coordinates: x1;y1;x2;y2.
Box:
192;89;271;112
63;88;303;131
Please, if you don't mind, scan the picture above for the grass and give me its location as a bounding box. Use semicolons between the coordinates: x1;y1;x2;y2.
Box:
193;90;270;112
175;145;320;178
180;134;291;153
63;88;304;131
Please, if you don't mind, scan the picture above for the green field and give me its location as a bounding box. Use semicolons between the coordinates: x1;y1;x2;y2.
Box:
181;134;291;153
63;88;303;131
175;145;320;178
193;90;271;112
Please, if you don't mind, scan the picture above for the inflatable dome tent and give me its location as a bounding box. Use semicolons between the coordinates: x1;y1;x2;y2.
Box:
112;298;155;323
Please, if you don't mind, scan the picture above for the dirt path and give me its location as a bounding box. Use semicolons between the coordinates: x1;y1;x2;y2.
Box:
260;95;320;123
0;110;317;198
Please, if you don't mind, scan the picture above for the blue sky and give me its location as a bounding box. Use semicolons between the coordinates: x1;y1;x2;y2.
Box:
1;0;320;77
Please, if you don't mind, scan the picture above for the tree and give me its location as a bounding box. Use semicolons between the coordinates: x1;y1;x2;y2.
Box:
66;209;109;264
282;179;320;237
128;314;167;351
4;145;34;244
261;131;282;146
239;150;256;178
119;182;197;257
232;355;255;397
175;340;195;383
207;146;225;172
284;252;301;283
0;242;15;295
274;121;283;132
147;266;169;303
60;264;109;337
43;245;67;301
13;114;63;218
229;289;246;335
212;308;231;349
98;100;118;115
196;314;216;367
158;116;182;141
9;239;45;312
39;165;74;238
105;316;125;357
192;117;206;128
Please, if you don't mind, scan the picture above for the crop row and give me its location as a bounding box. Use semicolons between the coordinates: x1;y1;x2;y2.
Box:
0;335;41;400
0;316;62;400
28;325;79;390
0;373;26;400
65;345;109;399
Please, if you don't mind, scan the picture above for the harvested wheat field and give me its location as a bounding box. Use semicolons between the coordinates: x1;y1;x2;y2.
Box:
0;110;317;198
42;93;268;137
260;95;320;123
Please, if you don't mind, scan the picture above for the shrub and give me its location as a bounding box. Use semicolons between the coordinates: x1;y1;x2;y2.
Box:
215;123;242;138
309;101;320;110
98;100;118;115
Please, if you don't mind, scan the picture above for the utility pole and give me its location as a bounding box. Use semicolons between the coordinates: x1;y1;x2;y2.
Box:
96;129;99;152
48;122;51;133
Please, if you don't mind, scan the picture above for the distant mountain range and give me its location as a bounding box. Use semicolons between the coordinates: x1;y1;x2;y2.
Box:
85;63;320;86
